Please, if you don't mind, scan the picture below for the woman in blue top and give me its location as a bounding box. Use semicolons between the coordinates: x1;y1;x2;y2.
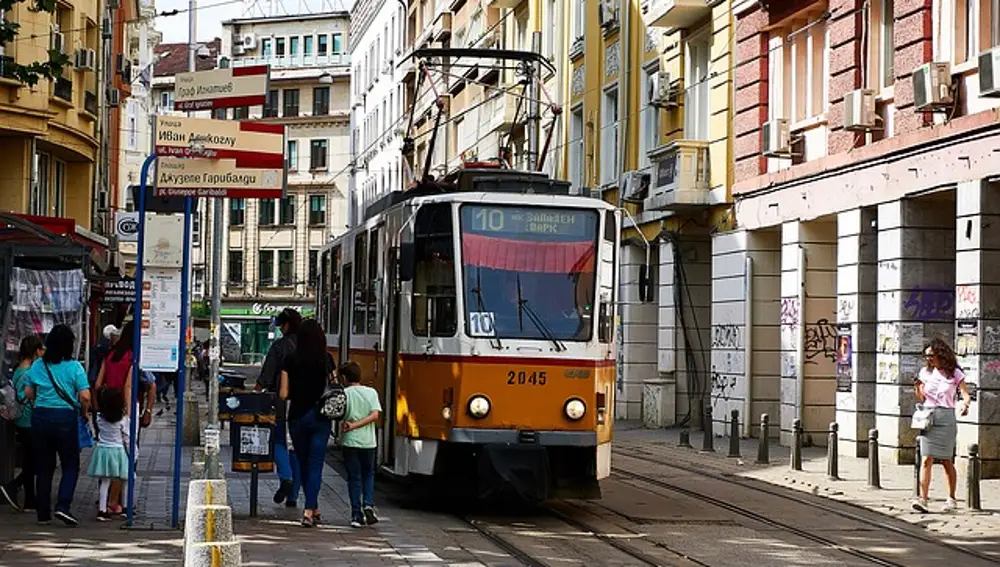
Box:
24;324;92;526
1;335;45;512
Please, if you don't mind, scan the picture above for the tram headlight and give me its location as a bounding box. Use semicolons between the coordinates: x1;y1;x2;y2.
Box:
467;395;491;419
564;398;587;421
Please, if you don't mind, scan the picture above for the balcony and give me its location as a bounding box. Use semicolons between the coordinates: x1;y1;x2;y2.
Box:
433;11;453;42
0;55;16;81
84;91;98;116
478;90;519;133
230;53;350;70
484;0;519;8
53;77;73;103
640;0;711;29
644;139;710;210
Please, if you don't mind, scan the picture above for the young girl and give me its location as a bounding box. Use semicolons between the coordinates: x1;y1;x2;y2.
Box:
88;388;131;521
1;335;45;512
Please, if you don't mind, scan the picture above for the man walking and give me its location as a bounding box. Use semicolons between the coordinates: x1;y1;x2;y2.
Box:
339;361;382;528
257;308;302;506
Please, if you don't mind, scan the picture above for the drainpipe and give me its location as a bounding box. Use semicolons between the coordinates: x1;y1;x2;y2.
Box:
617;0;629;186
796;245;806;422
743;255;753;438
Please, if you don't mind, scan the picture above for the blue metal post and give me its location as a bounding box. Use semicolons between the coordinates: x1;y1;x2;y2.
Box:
171;197;192;529
127;153;156;527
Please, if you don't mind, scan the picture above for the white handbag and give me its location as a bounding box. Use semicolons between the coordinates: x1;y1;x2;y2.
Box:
911;404;934;430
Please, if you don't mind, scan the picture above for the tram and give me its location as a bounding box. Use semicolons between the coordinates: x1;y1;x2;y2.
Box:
316;166;620;501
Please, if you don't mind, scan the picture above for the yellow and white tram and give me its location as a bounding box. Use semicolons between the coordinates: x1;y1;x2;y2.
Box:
317;166;619;501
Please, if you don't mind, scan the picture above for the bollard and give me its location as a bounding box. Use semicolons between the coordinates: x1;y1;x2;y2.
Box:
756;413;770;464
826;422;839;480
914;441;922;497
968;443;982;511
701;405;715;452
678;428;692;448
867;429;881;489
185;541;242;567
790;419;803;471
729;409;741;458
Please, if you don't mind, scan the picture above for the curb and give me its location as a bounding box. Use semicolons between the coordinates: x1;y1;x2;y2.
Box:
183;443;241;566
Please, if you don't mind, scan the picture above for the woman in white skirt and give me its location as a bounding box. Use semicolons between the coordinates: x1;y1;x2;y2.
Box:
913;338;972;513
88;388;131;521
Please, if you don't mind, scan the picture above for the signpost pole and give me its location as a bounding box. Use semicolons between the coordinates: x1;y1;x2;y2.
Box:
206;195;223;479
170;197;192;529
127;153;157;527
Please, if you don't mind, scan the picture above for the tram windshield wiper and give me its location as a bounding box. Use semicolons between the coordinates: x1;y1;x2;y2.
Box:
473;268;502;349
516;274;565;352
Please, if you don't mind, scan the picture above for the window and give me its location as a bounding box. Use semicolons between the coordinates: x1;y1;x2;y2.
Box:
228;251;244;284
264;89;278;118
280;195;295;224
290;36;299;56
127;101;137;149
230;198;245;226
600;86;619;185
769;16;829;125
304;35;313;55
276;37;286;57
326;246;341;334
233;106;249;120
259;199;276;225
192;201;201;243
569;106;585;192
352;231;367;334
309;194;326;225
194;269;205;298
262;38;272;57
313;86;330;115
259;251;274;287
685;32;710;140
544;0;556;58
869;0;894;90
318;34;328;55
160;90;174;109
31;152;49;216
52;160;65;217
333;32;343;54
308;250;319;288
640;65;660;169
283;89;300;117
278;250;294;285
573;1;585;39
310;139;328;170
214;108;227;120
367;226;381;333
287;140;298;171
411;203;456;336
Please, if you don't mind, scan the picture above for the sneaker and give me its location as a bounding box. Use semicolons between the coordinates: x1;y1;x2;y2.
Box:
54;510;79;527
350;518;364;529
912;498;929;513
273;480;292;504
0;486;21;511
363;506;378;526
943;498;958;513
97;511;113;522
285;500;298;508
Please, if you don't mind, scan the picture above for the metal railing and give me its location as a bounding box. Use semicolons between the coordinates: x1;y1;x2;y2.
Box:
230;53;350;69
53;77;73;102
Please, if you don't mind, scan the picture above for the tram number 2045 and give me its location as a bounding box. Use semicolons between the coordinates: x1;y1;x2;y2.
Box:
507;370;547;386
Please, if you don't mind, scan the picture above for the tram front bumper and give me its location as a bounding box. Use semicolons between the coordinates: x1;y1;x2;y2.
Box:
448;428;597;446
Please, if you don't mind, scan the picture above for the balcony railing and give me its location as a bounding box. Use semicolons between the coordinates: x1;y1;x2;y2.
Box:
53;77;73;103
640;0;712;29
644;139;711;210
230;53;349;69
84;91;97;116
0;55;15;80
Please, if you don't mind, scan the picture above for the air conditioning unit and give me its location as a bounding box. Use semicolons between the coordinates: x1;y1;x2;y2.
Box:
116;54;132;80
620;171;650;202
234;44;246;56
50;31;65;54
912;62;953;110
74;48;96;71
650;71;678;108
598;0;619;28
242;34;257;50
979;46;1000;97
102;18;112;39
762;118;791;158
844;88;876;131
108;88;121;107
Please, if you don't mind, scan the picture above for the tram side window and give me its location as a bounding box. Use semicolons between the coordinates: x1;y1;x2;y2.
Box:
353;233;368;335
367;226;382;334
412;203;457;336
599;210;617;344
319;249;329;328
328;245;341;335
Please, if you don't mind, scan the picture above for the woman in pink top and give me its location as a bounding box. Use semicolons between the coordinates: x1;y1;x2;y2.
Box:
912;337;972;514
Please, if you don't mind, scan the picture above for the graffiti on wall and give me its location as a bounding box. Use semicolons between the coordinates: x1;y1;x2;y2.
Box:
956;285;980;319
903;286;955;322
711;369;738;403
838;297;856;323
780;297;800;326
803;319;838;364
711;324;741;349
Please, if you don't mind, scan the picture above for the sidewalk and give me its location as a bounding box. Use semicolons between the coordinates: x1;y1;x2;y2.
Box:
614;422;1000;541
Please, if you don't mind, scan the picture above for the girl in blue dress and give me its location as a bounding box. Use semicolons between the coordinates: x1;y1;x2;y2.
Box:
87;387;131;521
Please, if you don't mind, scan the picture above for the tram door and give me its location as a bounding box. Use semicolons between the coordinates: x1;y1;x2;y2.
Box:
338;264;353;361
379;248;399;468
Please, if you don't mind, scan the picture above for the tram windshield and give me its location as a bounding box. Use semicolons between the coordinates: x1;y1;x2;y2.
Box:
459;204;599;342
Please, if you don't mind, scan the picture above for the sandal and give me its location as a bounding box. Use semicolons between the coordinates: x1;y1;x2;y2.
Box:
300;514;314;528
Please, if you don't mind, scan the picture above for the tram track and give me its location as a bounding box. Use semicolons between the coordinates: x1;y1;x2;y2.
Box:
616;450;999;565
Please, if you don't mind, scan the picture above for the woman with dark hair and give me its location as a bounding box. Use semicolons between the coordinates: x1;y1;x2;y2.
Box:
259;308;303;506
94;320;135;416
279;318;335;527
913;337;972;514
24;324;91;526
1;335;45;511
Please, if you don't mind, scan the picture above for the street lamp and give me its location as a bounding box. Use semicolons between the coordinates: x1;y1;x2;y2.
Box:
318;72;333;85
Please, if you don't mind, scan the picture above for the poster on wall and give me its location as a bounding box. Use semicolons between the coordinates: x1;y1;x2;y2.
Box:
221;323;242;364
835;327;853;393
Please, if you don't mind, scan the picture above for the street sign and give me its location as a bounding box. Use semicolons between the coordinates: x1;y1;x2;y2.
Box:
154;116;285;168
115;211;139;242
155;157;284;198
173;65;269;111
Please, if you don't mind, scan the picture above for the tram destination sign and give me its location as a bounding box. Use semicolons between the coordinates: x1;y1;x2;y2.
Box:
154;116;285;168
155;157;284;198
464;205;592;238
173;65;269;111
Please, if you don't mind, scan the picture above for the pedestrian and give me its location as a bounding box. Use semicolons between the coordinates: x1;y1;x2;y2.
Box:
279;319;334;528
94;321;134;416
0;335;45;512
339;360;382;529
912;337;972;514
88;388;130;521
24;324;92;526
259;308;302;507
89;325;119;388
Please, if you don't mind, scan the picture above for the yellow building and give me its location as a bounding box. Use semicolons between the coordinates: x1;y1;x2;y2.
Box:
0;0;101;227
562;0;734;428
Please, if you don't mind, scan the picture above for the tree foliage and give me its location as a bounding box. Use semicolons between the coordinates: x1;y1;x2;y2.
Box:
0;0;72;87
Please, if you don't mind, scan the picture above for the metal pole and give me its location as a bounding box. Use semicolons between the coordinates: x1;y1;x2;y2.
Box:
756;413;770;464
968;443;982;510
528;31;541;171
206;197;223;478
678;428;692;448
728;409;741;458
791;418;803;471
701;404;714;452
170;198;191;529
827;422;839;481
914;439;922;497
867;428;881;489
127;153;157;527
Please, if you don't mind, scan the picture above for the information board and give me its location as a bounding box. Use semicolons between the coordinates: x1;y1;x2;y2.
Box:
140;268;182;371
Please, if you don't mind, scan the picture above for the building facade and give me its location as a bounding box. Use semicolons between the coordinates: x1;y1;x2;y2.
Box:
714;0;1000;477
218;12;351;361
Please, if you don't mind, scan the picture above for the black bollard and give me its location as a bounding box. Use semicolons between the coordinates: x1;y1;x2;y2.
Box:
729;409;741;458
756;413;770;464
867;428;881;489
679;428;692;448
827;422;839;480
702;405;715;452
914;441;922;497
790;419;803;471
968;443;982;511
